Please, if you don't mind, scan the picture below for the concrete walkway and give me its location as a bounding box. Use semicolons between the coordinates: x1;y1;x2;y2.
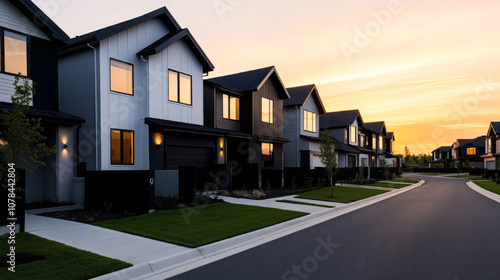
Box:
15;181;426;280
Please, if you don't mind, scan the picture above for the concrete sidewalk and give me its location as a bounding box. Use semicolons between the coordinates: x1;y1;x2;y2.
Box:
18;181;425;280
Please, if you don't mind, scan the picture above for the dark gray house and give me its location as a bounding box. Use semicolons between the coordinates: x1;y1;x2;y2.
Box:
0;0;84;203
363;121;388;167
282;84;326;169
429;146;452;168
483;122;500;170
204;66;290;188
451;136;486;169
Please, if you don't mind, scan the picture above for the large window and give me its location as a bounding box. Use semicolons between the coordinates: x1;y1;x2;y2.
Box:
304;110;317;132
379;135;384;151
261;97;273;123
2;30;27;76
223;94;240;120
466;147;476;155
487;138;492;154
262;143;274;168
372;135;377;150
169;70;192;105
110;59;133;95
110;129;134;165
359;133;365;148
350;125;357;144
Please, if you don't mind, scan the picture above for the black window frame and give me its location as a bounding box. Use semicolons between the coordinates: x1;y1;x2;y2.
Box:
109;58;134;95
303;110;317;133
261;97;274;124
0;28;29;77
222;93;240;121
168;69;192;106
262;142;274;168
110;129;135;165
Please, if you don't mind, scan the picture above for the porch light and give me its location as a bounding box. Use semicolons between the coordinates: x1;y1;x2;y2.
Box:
153;132;163;147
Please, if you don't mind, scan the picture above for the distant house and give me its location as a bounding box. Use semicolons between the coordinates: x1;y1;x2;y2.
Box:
384;132;402;168
451;136;485;169
204;66;290;188
363;121;388;167
0;0;84;203
320;110;363;168
482;122;500;170
282;84;326;169
429;146;452;168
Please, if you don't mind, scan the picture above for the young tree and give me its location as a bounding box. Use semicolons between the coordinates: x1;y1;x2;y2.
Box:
319;131;338;197
0;75;56;172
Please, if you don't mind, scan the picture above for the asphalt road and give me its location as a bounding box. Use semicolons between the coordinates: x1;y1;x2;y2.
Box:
169;176;500;280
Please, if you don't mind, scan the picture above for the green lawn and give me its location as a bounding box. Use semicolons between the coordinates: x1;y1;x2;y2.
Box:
391;177;420;184
0;233;131;280
368;182;412;189
469;177;487;181
276;200;334;208
296;186;388;203
94;203;307;248
474;181;500;195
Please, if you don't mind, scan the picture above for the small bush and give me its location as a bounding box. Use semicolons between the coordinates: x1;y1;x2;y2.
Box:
232;190;248;198
252;189;261;199
290;177;297;190
304;177;314;189
316;178;326;188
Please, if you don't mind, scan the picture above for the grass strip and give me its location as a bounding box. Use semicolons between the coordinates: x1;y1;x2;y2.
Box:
95;203;307;248
0;233;131;280
391;178;420;184
368;182;412;189
474;181;500;196
296;186;388;204
276;200;334;208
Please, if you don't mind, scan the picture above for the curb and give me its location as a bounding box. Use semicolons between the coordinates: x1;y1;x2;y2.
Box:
466;181;500;204
92;180;426;280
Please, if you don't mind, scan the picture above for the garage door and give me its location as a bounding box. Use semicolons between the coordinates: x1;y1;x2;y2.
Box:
486;160;495;170
166;146;213;169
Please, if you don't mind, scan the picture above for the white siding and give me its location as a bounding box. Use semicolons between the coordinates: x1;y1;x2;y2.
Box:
98;18;170;171
0;0;49;39
0;74;32;104
148;40;204;125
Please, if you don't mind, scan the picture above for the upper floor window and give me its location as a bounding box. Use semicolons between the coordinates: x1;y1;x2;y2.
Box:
223;94;240;120
262;97;273;123
262;142;274;168
466;147;476;155
169;70;192;105
2;30;27;76
487;138;492;154
372;135;376;150
304;110;317;133
350;125;357;144
110;129;134;165
379;135;383;151
359;133;365;148
110;59;133;95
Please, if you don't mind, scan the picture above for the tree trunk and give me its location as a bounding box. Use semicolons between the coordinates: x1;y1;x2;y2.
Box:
329;176;333;197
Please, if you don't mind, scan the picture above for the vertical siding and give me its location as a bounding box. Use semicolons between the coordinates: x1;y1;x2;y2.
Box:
215;91;241;131
252;77;284;138
0;0;49;39
203;83;215;127
282;107;299;167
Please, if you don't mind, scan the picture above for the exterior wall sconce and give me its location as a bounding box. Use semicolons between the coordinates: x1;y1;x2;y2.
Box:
154;132;163;148
63;144;68;149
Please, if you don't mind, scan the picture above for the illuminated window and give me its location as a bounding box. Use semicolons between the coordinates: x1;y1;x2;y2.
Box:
223;94;240;120
110;59;133;95
359;133;365;148
487;138;492;154
372;135;376;150
466;147;476;155
262;142;274;168
304;110;317;133
379;135;384;151
168;70;192;105
111;129;134;165
262;97;273;123
3;31;27;76
350;126;357;144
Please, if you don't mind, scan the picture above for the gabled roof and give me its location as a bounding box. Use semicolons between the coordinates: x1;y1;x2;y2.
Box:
363;121;386;135
137;29;214;73
332;138;359;154
432;146;451;153
64;7;181;48
320;109;363;129
456;136;486;148
205;66;290;99
386;132;395;141
284;84;326;114
487;122;500;137
8;0;69;43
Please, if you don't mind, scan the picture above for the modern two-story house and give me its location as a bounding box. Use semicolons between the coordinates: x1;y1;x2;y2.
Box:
429;146;452;168
283;84;326;169
0;0;84;203
204;66;290;188
363;121;388;167
320;109;363;168
483;122;500;170
451;136;485;169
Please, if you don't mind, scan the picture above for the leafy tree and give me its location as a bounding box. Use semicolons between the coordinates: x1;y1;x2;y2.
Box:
319;131;338;197
404;145;411;157
0;75;56;173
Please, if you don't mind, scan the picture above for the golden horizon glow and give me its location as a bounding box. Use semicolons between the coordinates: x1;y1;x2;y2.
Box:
33;0;500;155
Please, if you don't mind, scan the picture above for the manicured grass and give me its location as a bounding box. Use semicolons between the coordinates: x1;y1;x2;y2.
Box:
276;200;334;208
468;177;487;181
474;181;500;195
94;203;307;248
296;186;388;204
0;233;131;280
391;177;420;184
368;182;412;189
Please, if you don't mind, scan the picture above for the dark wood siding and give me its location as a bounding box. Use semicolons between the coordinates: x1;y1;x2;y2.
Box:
203;83;215;128
252;77;284;138
29;37;58;110
216;91;240;131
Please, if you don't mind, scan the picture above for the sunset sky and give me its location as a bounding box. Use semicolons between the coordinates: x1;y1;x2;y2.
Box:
33;0;500;155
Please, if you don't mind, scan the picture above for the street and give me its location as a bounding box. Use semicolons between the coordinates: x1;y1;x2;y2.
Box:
168;176;500;280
